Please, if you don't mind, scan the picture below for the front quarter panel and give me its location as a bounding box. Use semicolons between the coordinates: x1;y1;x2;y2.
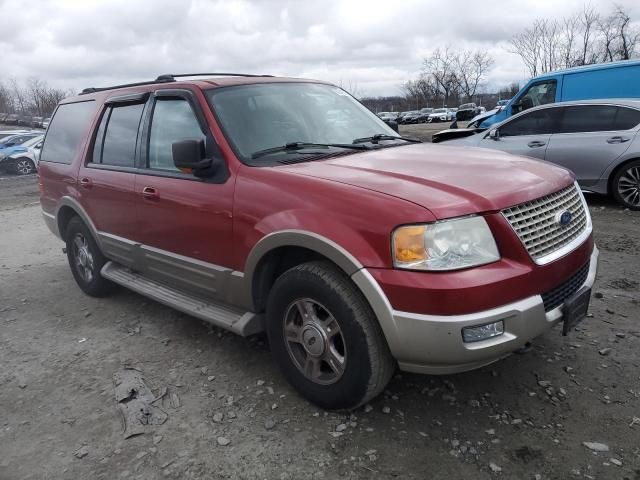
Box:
233;165;435;273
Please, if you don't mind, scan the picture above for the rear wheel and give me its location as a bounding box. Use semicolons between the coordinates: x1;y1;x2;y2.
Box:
65;217;115;296
612;160;640;210
266;261;395;410
12;157;35;175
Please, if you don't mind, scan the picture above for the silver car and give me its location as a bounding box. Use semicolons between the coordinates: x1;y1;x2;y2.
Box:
444;99;640;209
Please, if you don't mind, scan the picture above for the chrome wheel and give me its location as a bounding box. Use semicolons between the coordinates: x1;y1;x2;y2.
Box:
72;233;94;283
15;158;34;175
617;166;640;207
283;298;346;385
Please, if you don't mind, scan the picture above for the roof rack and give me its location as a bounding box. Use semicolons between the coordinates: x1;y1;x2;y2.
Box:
80;72;273;95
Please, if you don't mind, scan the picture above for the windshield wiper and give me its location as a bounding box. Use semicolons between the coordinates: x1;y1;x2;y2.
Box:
352;134;422;145
251;142;369;159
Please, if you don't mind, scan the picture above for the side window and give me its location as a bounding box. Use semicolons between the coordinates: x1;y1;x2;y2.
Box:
513;80;557;114
559;105;617;133
40;101;96;164
499;108;557;137
92;103;144;167
148;98;205;171
614;107;640;130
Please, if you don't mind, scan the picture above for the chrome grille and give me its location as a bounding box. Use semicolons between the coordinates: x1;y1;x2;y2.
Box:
502;184;588;263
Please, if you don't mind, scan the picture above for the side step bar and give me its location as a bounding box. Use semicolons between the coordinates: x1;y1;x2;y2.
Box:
101;261;264;336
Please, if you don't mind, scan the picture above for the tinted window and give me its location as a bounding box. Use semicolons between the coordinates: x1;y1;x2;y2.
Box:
514;80;557;113
97;103;144;167
500;108;557;136
614;107;640;130
40;101;95;164
559;105;618;133
148;98;204;171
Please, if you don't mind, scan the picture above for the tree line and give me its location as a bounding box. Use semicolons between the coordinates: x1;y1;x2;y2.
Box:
366;4;638;113
0;79;69;118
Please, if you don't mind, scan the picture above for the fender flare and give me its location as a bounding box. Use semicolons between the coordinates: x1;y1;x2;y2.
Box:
54;196;103;249
242;229;364;308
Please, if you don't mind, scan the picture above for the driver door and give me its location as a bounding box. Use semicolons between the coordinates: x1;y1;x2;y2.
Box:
479;106;560;160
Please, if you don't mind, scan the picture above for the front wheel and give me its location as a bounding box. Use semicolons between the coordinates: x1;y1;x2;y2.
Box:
12;157;35;175
612;160;640;210
266;261;395;410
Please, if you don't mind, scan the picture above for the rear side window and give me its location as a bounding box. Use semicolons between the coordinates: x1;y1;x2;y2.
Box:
92;103;144;167
40;101;96;164
500;108;558;136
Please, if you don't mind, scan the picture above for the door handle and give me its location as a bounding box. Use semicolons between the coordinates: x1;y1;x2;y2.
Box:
527;141;546;148
607;136;630;144
79;177;92;188
141;186;159;199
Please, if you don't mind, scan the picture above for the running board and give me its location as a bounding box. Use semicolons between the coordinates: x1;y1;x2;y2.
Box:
101;261;264;336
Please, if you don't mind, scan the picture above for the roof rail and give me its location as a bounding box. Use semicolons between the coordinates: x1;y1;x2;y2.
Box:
155;73;273;81
79;72;273;95
79;77;175;95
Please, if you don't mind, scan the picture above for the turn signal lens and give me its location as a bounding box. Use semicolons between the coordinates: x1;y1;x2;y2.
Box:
393;225;427;265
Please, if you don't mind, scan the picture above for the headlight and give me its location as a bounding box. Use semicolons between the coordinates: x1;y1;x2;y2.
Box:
392;216;500;271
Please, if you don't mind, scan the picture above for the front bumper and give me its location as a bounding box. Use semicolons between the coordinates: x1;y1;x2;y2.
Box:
356;246;599;375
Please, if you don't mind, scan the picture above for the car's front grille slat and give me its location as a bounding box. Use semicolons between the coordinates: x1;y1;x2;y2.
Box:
541;261;590;311
502;184;588;262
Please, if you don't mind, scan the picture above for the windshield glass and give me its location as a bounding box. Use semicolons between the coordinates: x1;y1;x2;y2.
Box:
459;104;473;109
206;83;397;164
432;108;447;114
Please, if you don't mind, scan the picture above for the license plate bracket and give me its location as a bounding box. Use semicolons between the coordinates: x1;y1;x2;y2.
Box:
562;286;591;336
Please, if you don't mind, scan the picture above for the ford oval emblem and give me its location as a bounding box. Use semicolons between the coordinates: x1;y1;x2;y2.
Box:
555;210;572;226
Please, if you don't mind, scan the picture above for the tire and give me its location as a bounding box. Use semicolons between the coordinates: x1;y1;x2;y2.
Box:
65;216;115;297
611;159;640;210
266;261;395;410
12;157;35;175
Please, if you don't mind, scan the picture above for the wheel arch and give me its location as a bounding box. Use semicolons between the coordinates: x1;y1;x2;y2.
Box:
244;230;364;313
607;156;640;195
55;197;103;249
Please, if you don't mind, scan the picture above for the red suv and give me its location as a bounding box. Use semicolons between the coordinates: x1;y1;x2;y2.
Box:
39;74;598;409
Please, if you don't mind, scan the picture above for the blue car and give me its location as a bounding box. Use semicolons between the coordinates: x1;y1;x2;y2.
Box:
478;59;640;128
0;133;41;152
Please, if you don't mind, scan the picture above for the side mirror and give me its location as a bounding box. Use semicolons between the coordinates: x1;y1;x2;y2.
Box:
489;129;499;140
172;139;217;176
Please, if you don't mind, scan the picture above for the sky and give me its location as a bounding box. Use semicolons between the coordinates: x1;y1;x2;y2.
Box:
1;0;639;97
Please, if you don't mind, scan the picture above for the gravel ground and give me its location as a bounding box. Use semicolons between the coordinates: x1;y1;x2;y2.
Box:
1;175;639;480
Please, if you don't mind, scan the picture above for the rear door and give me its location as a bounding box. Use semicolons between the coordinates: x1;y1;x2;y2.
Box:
478;106;559;160
78;95;147;265
545;105;640;187
133;89;235;300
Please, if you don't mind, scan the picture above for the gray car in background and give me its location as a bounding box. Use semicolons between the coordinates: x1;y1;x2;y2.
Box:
443;99;640;209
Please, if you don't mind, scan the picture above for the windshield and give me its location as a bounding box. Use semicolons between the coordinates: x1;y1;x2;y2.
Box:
23;136;44;148
432;108;447;114
459;104;474;109
206;83;398;164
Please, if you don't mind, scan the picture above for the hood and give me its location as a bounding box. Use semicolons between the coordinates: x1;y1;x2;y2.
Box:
277;143;573;219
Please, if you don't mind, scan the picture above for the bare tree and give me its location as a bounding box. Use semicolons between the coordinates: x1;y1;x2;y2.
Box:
509;22;544;76
423;47;459;106
454;51;494;101
0;81;13;113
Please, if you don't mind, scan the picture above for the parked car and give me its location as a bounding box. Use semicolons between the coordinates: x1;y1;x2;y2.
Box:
478;59;640;128
39;73;598;409
495;99;510;109
31;116;44;128
401;110;424;124
16;115;32;126
377;112;400;132
456;103;481;121
0;130;32;141
5;114;19;125
0;113;8;123
0;132;42;150
427;108;455;122
442;99;640;209
0;135;43;175
42;117;51;129
420;108;433;116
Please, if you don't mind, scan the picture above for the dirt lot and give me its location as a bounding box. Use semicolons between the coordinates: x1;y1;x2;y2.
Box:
1;174;639;480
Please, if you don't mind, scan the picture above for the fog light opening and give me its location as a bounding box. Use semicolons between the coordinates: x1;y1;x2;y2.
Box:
462;320;504;343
